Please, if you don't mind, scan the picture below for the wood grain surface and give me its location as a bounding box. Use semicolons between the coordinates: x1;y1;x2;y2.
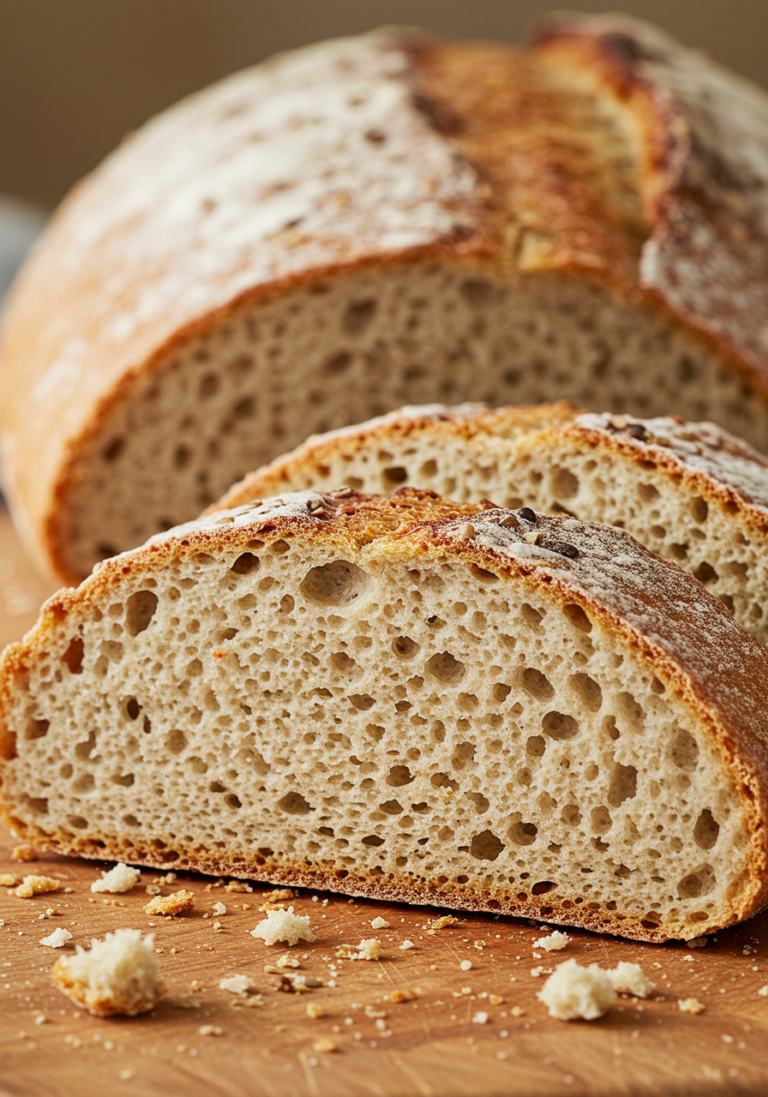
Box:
0;511;766;1097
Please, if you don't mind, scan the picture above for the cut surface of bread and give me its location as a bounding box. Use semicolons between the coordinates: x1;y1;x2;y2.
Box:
3;12;768;582
1;488;767;943
217;404;768;646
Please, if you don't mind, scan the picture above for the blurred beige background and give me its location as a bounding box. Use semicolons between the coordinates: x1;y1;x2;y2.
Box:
1;0;767;210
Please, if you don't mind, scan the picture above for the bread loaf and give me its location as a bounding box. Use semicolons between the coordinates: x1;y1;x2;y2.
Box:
2;13;768;583
218;403;768;645
1;487;767;942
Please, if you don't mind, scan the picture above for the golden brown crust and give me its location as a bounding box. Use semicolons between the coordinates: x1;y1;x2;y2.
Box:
2;486;768;941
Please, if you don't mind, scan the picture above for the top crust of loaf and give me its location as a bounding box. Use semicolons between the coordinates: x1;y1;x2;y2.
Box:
3;485;768;935
2;15;768;581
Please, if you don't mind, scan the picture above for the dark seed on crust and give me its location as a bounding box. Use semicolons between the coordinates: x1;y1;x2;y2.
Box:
548;541;580;559
624;424;650;442
498;514;520;529
518;507;536;523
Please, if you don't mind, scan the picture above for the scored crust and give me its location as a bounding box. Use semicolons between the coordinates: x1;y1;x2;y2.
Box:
215;402;768;645
1;487;767;942
2;13;768;582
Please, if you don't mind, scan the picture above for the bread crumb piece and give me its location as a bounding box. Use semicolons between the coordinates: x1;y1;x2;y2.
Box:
608;962;655;998
259;901;288;913
15;876;59;898
266;888;293;901
686;937;708;949
143;890;194;916
144;884;161;896
427;915;459;935
276;954;300;968
219;974;258;996
0;874;16;887
212;902;227;916
510;1006;525;1017
399;940;415;951
489;995;504;1006
472;1011;489;1024
387;990;412;1003
678;998;706;1014
460;960;472;972
306;1002;324;1019
225;881;252;893
12;845;37;862
314;1038;336;1054
758;985;768;997
538;960;616;1021
337;938;381;961
277;973;323;993
533;931;570;952
91;864;141;894
52;929;164;1017
199;1025;224;1037
40;928;73;949
118;1070;135;1081
370;917;389;930
251;906;316;946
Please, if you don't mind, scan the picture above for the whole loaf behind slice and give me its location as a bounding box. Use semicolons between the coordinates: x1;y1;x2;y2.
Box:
3;12;768;583
1;487;767;942
217;403;768;646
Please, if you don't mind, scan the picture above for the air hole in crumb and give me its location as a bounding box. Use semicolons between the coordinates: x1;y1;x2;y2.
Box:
469;564;498;583
392;636;419;658
520;604;543;629
112;773;135;787
380;799;403;815
531;881;557;895
694;561;718;584
126;698;140;720
277;792;313;814
62;637;84;674
125;591;158;636
640;912;661;928
451;741;475;769
608;764;637;806
383;466;408;488
421;459;438;477
331;652;358;674
25;718;49;741
343;298;377;335
493;683;511;702
720;593;735;614
461;279;498;307
431;772;458;791
569;673;602;712
174;444;191;469
231;552;260;575
75;732;97;760
349;694;375;711
638;483;659;502
526;735;546;758
678;865;716;899
466;791;490;814
103;437;125;462
300;560;370;606
68;815;88;830
225;794;242;809
508;817;537;846
562;604;592;632
561;804;582;826
542;711;579;740
520;668;554;701
469;830;505;860
387;765;414;787
591;806;612;835
670;729;699;771
691;496;709;523
551;467;579;499
324;351;352;375
694;809;720;850
426;652;465;686
165;729;187;755
362;835;385;847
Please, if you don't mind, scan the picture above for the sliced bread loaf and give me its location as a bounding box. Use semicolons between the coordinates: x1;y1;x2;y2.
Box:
3;12;768;583
1;487;767;942
217;404;768;646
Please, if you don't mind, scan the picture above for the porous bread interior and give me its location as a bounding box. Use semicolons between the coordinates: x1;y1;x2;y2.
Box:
53;928;163;1016
2;532;747;940
56;261;767;580
251;427;768;646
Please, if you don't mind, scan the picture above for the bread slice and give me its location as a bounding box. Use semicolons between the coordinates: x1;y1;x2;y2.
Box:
3;13;768;583
1;487;767;943
217;403;768;646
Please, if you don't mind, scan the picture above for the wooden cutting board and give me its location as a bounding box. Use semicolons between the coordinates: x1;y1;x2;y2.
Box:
0;512;766;1097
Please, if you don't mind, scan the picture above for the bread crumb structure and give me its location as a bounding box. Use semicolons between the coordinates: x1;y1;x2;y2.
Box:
91;862;141;894
678;997;706;1014
143;890;194;916
40;927;73;948
52;929;164;1017
219;974;258;995
538;959;616;1020
1;488;768;942
251;907;316;947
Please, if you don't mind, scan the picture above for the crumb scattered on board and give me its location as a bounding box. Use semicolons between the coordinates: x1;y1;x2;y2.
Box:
91;864;141;894
251;907;316;946
144;890;194;916
678;997;706;1014
533;930;570;952
40;927;73;948
15;875;60;898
